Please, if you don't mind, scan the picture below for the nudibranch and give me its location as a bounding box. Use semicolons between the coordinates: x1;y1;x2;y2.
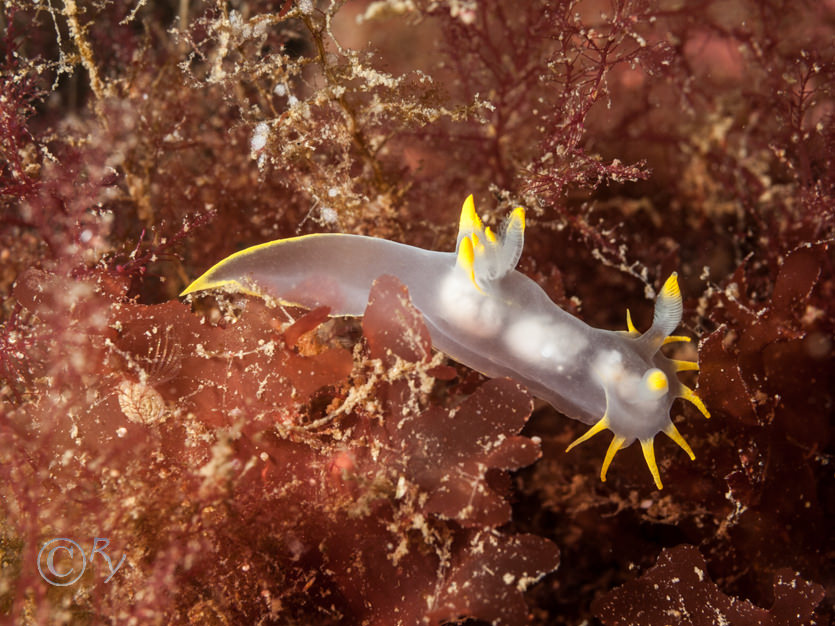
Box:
181;196;709;488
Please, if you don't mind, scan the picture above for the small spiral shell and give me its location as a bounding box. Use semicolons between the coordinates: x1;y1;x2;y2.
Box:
117;380;166;424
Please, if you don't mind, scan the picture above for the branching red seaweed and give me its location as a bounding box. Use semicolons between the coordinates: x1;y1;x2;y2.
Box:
1;0;833;624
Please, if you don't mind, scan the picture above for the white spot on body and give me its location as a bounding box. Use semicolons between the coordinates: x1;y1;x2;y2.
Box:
593;349;625;385
505;316;588;366
437;271;503;338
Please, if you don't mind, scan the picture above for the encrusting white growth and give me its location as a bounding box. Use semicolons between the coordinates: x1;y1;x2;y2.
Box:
181;195;709;489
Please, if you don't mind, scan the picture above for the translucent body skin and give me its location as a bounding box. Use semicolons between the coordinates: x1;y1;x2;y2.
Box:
182;197;709;488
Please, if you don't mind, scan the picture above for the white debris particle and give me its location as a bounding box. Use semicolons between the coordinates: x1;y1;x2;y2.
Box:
320;207;338;224
274;83;287;96
298;0;313;14
694;565;704;581
116;427;127;438
251;122;269;153
502;573;515;585
358;0;416;23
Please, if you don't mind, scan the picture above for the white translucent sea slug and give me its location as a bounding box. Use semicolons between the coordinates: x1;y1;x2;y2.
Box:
182;196;710;488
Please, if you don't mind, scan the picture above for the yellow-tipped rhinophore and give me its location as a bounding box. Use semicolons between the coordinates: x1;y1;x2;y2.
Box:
659;272;681;301
640;438;663;489
680;384;711;420
509;206;526;232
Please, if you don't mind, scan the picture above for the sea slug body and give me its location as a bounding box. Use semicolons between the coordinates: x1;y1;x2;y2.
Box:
182;196;709;488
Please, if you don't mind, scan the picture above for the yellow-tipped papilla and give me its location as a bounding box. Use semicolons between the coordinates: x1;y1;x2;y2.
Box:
458;194;483;238
672;359;700;372
680;384;711;419
664;423;695;460
601;435;628;482
625;309;640;335
566;415;610;453
640;438;663;489
663;335;692;345
456;234;477;288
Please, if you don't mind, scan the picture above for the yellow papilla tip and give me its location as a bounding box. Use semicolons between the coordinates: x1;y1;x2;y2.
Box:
625;309;639;334
600;435;627;482
565;416;609;452
485;226;497;243
640;439;663;490
663;335;692;345
673;359;700;372
681;385;711;420
665;423;695;460
457;235;475;269
459;194;482;231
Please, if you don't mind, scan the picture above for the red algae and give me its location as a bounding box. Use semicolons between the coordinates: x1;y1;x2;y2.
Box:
1;0;834;624
594;545;825;626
